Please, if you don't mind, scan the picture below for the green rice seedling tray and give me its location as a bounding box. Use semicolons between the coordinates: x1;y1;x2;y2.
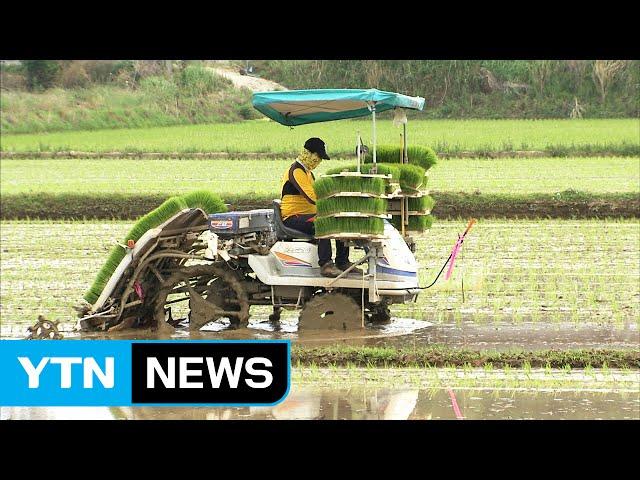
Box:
316;212;391;219
390;214;434;232
315;232;388;240
323;191;389;199
315;216;385;238
316;196;387;217
314;175;387;199
84;190;226;304
363;145;438;171
322;172;392;179
386;210;432;216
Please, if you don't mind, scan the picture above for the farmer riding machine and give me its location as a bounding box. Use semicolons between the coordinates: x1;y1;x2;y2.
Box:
78;89;437;333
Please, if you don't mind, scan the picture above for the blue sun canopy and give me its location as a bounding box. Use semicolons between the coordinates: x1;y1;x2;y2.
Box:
252;88;425;126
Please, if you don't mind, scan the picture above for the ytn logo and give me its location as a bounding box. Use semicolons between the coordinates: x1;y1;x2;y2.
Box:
18;357;114;389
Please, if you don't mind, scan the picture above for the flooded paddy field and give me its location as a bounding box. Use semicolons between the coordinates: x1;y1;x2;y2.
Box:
2;218;637;421
1;219;638;335
2;368;638;420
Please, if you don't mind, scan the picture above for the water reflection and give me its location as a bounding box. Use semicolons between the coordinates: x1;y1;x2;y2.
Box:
113;387;639;420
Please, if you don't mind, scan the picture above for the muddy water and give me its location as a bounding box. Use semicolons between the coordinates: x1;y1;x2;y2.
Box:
3;386;638;420
2;316;637;351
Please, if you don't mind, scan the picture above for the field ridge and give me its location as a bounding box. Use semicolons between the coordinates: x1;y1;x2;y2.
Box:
2;147;639;159
2;191;638;220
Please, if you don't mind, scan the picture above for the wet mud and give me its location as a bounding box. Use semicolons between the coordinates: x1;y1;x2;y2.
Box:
3;315;638;352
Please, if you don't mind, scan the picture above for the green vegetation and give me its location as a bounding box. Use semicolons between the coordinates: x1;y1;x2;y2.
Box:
4;191;637;220
397;164;426;190
391;214;434;232
313;176;387;198
315;217;385;237
363;145;438;171
84;191;226;303
327;162;400;178
290;345;639;369
260;60;639;118
326;162;427;191
181;189;227;214
3;157;637;197
1;65;257;134
2;119;637;157
408;196;436;212
2;219;637;327
316;197;387;217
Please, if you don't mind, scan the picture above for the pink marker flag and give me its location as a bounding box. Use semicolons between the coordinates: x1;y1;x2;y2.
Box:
444;218;477;281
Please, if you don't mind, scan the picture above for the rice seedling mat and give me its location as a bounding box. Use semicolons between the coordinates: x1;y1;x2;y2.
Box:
315;232;388;240
386;210;432;216
321;172;392;179
324;192;389;199
316;212;392;219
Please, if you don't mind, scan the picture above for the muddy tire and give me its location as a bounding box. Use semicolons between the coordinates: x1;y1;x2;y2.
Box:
368;305;392;324
153;263;250;331
298;292;363;331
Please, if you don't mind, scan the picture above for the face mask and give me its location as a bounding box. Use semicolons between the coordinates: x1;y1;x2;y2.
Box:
298;148;322;171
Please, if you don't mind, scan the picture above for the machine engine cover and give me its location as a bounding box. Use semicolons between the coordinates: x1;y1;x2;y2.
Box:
209;209;274;238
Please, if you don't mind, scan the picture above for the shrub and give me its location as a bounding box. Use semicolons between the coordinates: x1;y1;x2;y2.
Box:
140;76;178;111
22;60;61;90
61;62;90;88
83;60;134;83
0;71;27;90
178;65;232;96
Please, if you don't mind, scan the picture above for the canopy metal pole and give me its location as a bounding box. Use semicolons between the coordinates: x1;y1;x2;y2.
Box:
403;122;408;163
371;104;377;165
356;131;361;173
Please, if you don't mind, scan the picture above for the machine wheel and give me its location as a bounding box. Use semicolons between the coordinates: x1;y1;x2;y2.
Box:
368;304;392;324
298;292;363;331
27;316;63;339
153;264;250;331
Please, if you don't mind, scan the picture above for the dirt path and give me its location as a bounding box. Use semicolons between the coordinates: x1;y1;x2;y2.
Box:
208;67;287;92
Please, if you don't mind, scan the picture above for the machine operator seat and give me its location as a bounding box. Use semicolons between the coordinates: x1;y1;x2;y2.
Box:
272;200;314;241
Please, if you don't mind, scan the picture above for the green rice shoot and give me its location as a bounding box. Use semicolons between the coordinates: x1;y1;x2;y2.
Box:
317;197;387;217
391;214;434;232
84;190;226;304
325;162;425;191
314;176;386;199
326;163;401;179
408;195;436;213
315;216;385;237
364;145;438;171
181;190;228;214
398;164;426;190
